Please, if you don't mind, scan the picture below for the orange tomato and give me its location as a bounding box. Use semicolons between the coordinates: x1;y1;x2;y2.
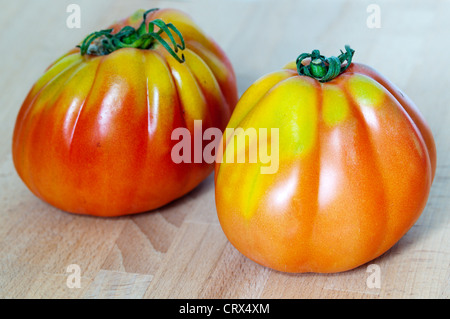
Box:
13;8;238;217
214;46;436;273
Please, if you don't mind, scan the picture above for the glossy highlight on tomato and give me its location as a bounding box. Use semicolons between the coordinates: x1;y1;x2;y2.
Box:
214;46;436;273
13;8;238;217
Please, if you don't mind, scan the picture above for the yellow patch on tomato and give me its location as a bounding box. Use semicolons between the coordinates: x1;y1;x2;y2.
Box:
129;9;145;23
322;85;349;126
347;74;385;108
282;61;297;71
234;76;318;158
31;53;82;97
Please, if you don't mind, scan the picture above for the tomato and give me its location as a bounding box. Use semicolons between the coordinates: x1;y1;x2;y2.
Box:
214;46;436;273
12;8;238;217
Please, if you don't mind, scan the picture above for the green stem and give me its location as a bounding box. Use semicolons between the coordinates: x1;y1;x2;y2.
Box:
77;8;186;63
310;59;327;78
296;45;355;82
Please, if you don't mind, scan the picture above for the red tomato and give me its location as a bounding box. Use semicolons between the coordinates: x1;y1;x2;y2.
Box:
13;9;238;217
214;46;436;273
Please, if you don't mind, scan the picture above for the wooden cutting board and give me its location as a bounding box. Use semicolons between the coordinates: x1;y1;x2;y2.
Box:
0;0;448;299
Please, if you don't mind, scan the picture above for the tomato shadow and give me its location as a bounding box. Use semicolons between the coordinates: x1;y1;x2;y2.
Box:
135;171;216;218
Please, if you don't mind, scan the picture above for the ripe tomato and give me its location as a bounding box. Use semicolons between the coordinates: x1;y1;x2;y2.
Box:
214;46;436;273
13;8;238;217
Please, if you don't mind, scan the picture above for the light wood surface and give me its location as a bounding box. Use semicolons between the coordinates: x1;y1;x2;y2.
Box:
1;0;449;299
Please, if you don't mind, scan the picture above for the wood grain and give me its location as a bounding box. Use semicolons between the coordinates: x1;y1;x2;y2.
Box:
0;0;449;299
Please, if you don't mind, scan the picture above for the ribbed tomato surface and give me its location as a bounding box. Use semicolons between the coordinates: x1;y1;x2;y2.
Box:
215;61;436;273
13;9;238;216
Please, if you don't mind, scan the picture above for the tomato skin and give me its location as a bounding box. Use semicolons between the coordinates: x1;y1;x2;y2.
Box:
13;9;238;217
214;61;436;273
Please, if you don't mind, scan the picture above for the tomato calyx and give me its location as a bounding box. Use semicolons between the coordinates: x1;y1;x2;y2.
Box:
296;45;355;82
77;8;186;63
